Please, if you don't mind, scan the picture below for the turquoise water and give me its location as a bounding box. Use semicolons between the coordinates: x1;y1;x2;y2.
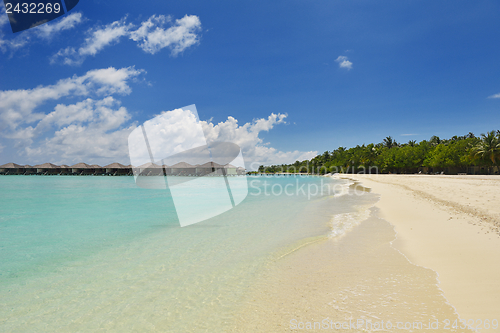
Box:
0;175;373;332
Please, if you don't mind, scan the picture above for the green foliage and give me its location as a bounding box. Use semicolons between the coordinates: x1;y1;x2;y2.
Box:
259;131;500;174
472;131;500;165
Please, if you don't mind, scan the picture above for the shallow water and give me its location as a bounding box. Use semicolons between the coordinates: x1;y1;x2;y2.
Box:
232;200;472;332
0;175;359;332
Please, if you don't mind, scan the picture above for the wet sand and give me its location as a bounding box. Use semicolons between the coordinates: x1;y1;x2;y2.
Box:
231;185;479;332
346;174;500;328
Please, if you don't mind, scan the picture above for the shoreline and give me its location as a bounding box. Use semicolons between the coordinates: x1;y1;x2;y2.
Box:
232;174;500;331
340;174;500;328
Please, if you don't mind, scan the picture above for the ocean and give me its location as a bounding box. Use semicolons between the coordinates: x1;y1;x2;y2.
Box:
0;175;374;331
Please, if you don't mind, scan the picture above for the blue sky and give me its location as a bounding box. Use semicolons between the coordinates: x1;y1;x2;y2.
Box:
1;0;500;168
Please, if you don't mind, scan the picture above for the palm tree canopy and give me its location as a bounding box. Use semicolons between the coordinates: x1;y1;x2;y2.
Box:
473;131;500;164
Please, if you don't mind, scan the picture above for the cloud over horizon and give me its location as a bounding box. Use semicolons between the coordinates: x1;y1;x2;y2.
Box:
0;68;316;168
0;67;144;163
201;114;317;169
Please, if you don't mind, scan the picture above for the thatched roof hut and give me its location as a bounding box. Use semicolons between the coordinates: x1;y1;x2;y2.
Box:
194;162;227;175
0;160;243;176
57;165;71;175
170;162;196;175
70;162;91;175
0;163;23;169
236;166;246;175
34;163;59;168
104;163;129;175
0;163;24;175
222;163;238;175
89;164;105;175
104;162;126;169
171;162;196;168
71;162;90;168
137;162;164;176
34;163;60;175
23;164;36;175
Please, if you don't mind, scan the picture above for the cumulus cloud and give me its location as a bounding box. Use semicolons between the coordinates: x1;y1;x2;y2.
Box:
335;56;353;70
0;67;313;167
130;15;201;55
0;9;83;53
25;97;135;163
52;14;202;65
488;93;500;99
201;114;317;169
0;66;144;146
51;17;134;65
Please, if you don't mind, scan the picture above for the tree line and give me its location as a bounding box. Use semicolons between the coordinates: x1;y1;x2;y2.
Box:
257;131;500;175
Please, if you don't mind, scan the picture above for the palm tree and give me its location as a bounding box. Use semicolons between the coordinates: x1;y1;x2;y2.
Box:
429;135;441;146
383;136;397;149
472;131;500;170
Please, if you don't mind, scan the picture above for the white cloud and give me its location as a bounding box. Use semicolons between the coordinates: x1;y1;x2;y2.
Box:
0;66;312;167
76;18;133;56
488;93;500;99
0;3;9;27
52;14;202;65
0;66;144;144
401;133;418;136
201;114;317;170
0;4;30;53
335;56;353;70
0;9;83;53
130;14;201;55
25;97;135;164
35;12;84;39
51;17;133;65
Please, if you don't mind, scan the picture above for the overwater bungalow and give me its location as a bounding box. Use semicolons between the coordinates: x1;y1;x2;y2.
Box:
170;162;196;176
104;163;130;176
33;163;60;175
0;163;23;175
89;164;105;175
0;161;246;176
138;162;164;176
162;164;171;175
125;165;133;175
70;163;92;175
23;165;36;175
58;165;71;175
194;162;221;175
223;164;239;175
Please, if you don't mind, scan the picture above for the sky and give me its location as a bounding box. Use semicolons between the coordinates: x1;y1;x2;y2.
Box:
1;0;500;168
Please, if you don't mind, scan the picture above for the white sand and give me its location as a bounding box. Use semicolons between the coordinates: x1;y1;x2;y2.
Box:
345;174;500;327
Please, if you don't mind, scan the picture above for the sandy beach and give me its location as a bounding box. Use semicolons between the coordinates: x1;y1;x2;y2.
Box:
349;174;500;326
232;174;500;332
